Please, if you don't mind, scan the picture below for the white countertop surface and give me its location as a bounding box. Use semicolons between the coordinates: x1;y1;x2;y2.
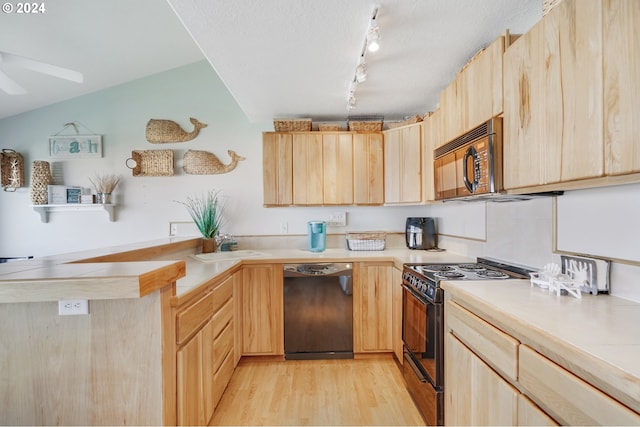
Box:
441;279;640;414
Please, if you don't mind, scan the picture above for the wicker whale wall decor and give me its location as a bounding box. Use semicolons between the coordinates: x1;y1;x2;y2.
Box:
183;149;246;175
145;117;208;143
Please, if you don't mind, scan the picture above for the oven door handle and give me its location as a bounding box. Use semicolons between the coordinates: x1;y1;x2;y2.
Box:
402;283;429;305
404;352;428;383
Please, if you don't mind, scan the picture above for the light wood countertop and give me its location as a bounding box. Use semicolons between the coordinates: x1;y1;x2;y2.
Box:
442;280;640;415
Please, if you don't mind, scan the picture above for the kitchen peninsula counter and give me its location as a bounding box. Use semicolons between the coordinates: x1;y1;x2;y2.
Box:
0;238;472;304
442;279;640;418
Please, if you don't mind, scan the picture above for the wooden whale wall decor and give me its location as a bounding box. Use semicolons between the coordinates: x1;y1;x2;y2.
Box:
146;117;207;143
183;149;246;175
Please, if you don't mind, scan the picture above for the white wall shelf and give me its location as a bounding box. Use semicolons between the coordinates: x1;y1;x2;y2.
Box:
31;204;116;223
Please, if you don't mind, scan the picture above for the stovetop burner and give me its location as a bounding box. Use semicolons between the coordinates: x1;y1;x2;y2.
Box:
458;263;486;271
434;271;466;279
474;270;509;279
420;265;456;272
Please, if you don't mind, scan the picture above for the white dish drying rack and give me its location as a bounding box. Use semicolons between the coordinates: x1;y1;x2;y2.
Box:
529;256;608;299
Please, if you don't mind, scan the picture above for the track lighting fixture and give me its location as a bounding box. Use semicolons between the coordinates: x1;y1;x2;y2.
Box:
346;6;380;111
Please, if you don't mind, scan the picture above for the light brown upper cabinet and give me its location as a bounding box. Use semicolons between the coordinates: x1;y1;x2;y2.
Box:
263;131;384;206
292;133;324;205
322;133;353;205
383;123;422;204
503;0;640;191
603;0;640;176
438;35;506;146
353;133;384;205
262;132;293;206
422;111;440;202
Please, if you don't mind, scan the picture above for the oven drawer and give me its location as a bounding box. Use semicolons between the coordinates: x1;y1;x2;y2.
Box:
446;299;518;382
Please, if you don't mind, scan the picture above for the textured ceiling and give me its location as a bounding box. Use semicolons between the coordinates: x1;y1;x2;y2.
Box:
168;0;542;122
0;0;542;123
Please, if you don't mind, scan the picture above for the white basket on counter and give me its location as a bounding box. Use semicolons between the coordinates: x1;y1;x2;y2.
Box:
346;232;386;251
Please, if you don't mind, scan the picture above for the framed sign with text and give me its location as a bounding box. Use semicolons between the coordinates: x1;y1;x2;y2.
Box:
49;135;102;158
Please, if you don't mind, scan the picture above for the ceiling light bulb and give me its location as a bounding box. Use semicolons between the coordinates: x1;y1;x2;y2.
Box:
367;30;380;52
355;63;367;83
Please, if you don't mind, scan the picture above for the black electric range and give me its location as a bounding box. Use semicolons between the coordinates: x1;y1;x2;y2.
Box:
402;257;533;303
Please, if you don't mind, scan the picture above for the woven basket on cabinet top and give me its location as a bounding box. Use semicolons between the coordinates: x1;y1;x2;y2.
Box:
273;118;312;132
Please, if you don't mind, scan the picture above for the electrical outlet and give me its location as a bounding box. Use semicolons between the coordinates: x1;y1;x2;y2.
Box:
279;222;288;234
329;211;347;227
170;222;178;236
58;300;90;316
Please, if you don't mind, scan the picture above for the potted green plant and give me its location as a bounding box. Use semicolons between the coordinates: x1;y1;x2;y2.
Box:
178;190;224;253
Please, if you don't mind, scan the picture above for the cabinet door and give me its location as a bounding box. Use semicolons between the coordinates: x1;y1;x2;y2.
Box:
391;266;403;364
353;262;393;352
503;0;604;189
233;270;243;366
262;133;292;206
353;133;384;204
422;113;437;202
322;133;353;204
383;124;422;204
445;333;518;426
177;332;204;426
242;264;283;355
604;0;640;175
292;133;323;205
463;36;505;130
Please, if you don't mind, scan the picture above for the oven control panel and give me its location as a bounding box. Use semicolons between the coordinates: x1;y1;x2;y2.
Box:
402;271;437;301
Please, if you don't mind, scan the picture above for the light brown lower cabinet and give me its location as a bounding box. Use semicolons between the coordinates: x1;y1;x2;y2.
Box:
391;266;403;363
445;333;519;426
445;295;640;425
353;262;393;353
241;264;284;355
175;273;237;426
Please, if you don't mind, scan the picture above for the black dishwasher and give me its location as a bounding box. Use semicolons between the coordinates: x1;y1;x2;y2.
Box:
283;263;353;360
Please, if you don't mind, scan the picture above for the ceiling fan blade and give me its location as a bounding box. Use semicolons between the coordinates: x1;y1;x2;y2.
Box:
0;69;27;95
1;52;83;83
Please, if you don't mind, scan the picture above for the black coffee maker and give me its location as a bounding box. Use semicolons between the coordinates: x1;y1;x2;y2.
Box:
405;217;437;250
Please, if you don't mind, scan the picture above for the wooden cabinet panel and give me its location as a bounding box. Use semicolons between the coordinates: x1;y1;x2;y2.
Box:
604;0;640;175
353;133;384;204
292;133;323;205
447;300;518;383
422;112;438;202
518;395;558;426
353;262;393;352
519;345;640;425
242;264;284;355
503;0;604;189
233;270;243;366
391;266;403;364
383;123;422;204
322;133;353;204
177;333;204;426
175;291;214;345
445;333;518;426
262;132;293;206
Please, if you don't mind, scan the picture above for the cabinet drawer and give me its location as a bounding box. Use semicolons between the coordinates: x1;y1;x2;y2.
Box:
213;347;235;408
446;300;518;382
213;319;234;374
212;298;233;339
213;276;233;313
176;291;214;345
519;345;640;425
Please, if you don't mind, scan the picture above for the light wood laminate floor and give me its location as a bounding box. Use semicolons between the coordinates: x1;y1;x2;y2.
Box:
210;356;425;426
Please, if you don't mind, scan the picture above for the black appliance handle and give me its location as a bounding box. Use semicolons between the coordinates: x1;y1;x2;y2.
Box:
463;146;479;193
403;352;428;383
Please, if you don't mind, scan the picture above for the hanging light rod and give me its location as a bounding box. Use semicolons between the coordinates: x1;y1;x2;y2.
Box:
347;6;380;111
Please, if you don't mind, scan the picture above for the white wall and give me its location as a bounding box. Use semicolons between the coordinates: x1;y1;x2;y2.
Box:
0;61;428;258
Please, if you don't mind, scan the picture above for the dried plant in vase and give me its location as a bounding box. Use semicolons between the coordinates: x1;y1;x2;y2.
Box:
177;190;224;253
89;173;120;204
